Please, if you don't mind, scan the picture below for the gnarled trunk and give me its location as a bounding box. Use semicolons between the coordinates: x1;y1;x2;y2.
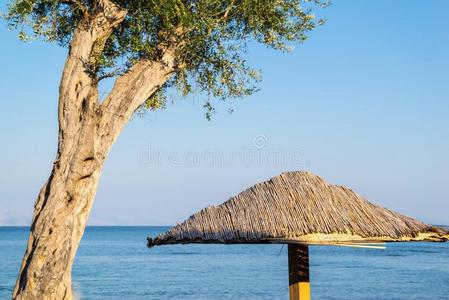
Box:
12;1;177;297
13;54;112;299
13;2;123;299
12;114;107;300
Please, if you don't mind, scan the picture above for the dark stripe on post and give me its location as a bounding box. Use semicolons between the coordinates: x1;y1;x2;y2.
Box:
288;244;310;300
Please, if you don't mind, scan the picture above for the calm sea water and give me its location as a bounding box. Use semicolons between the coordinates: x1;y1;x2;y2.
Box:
1;226;448;299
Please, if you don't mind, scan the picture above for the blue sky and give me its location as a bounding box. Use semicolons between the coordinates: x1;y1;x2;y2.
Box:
0;1;448;226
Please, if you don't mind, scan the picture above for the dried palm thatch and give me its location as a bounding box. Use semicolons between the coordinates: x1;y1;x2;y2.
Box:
148;171;448;247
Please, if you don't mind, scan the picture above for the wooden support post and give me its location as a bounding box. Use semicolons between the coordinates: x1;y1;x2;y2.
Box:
288;244;310;300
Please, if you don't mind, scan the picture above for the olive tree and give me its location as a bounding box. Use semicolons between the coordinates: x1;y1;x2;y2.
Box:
3;0;326;299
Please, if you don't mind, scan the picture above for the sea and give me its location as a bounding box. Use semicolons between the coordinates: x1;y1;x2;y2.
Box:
1;226;448;300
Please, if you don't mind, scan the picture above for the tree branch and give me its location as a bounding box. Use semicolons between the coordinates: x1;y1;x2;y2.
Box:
57;0;126;163
97;50;177;155
61;0;89;19
222;0;236;21
96;25;189;155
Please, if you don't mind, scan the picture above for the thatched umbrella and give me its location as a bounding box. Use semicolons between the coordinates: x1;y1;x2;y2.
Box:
147;171;448;299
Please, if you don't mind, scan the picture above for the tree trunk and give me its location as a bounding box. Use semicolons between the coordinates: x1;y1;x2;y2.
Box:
12;1;127;299
13;70;111;300
12;1;178;298
12;131;106;300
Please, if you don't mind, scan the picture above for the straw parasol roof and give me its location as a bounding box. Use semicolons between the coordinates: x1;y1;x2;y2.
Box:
148;171;448;247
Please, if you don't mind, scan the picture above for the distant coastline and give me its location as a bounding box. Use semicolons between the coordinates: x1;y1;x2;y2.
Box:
1;224;447;229
0;225;174;228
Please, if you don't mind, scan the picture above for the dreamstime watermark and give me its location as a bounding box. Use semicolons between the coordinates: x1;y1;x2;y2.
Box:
253;134;268;149
137;134;312;169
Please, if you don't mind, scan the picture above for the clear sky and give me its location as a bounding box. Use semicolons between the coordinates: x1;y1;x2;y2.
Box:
0;1;448;226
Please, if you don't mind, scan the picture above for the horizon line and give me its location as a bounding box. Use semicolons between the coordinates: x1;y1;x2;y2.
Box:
1;224;448;228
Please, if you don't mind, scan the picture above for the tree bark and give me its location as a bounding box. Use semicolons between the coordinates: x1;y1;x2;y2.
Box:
10;1;169;299
12;132;105;300
12;0;178;295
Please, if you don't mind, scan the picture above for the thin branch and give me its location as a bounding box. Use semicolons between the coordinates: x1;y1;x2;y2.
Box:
222;0;236;21
60;0;89;19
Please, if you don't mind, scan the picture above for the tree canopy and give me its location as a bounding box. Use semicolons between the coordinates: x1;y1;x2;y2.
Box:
4;0;327;116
